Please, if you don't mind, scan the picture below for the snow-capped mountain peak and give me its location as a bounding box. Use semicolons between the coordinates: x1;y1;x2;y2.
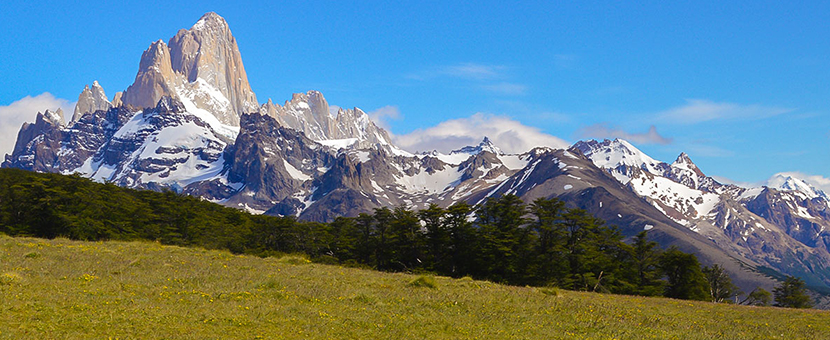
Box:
573;138;665;175
191;12;228;32
766;173;828;200
450;137;504;155
672;152;696;170
43;109;65;126
121;12;257;127
671;152;706;181
72;81;113;122
259;90;394;149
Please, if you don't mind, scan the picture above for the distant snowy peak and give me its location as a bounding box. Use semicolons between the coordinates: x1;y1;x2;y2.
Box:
190;12;229;32
259;90;394;149
573;139;666;176
665;152;723;192
671;152;703;175
573;139;723;192
450;137;504;156
766;173;828;200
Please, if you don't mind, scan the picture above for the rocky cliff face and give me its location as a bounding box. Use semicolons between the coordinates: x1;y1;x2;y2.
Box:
168;12;258;125
122;12;257;127
3;105;133;173
221;112;336;214
121;40;182;111
4;110;65;171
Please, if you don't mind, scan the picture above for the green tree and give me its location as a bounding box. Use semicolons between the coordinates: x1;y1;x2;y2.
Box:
620;231;665;296
372;207;394;270
388;206;424;271
329;216;360;261
560;208;608;290
659;247;709;301
702;264;740;303
419;204;449;273
773;276;813;309
741;287;772;306
474;194;531;284
444;202;475;277
355;213;376;265
528;197;568;286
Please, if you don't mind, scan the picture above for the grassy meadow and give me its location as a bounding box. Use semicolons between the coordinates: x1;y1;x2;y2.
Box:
0;234;828;339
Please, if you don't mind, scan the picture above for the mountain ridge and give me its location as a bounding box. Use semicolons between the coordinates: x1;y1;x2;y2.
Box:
4;12;830;296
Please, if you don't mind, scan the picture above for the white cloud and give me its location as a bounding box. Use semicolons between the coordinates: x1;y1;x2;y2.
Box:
657;99;793;125
577;124;672;145
367;105;401;130
392;113;568;154
0;93;74;157
480;82;528;96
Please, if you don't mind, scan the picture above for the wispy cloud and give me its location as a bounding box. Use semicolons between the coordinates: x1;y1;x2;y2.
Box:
367;105;402;130
657;99;793;125
407;63;506;81
480;82;528;96
577;124;672;145
393;113;569;154
0;93;74;157
442;63;505;80
407;63;529;96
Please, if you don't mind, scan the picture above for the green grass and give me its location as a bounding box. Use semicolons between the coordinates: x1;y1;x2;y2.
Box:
0;235;828;339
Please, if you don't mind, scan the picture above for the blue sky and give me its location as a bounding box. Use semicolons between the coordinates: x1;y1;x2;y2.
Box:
0;0;828;187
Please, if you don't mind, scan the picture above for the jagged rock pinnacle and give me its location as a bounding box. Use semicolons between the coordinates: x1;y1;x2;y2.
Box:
121;13;257;126
121;40;181;110
72;81;112;122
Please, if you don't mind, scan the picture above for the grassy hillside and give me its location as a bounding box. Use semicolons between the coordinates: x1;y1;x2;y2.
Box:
1;235;827;339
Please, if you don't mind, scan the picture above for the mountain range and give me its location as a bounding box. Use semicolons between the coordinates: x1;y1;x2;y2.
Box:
5;12;830;298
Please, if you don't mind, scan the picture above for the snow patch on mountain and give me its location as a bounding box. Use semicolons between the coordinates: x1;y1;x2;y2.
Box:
395;165;463;195
283;159;311;182
628;175;720;219
176;82;239;139
319;138;359;150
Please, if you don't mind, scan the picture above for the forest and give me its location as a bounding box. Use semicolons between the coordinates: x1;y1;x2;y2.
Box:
0;168;811;307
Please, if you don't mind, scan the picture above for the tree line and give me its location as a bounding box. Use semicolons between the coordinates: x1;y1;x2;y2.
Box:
0;168;813;308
